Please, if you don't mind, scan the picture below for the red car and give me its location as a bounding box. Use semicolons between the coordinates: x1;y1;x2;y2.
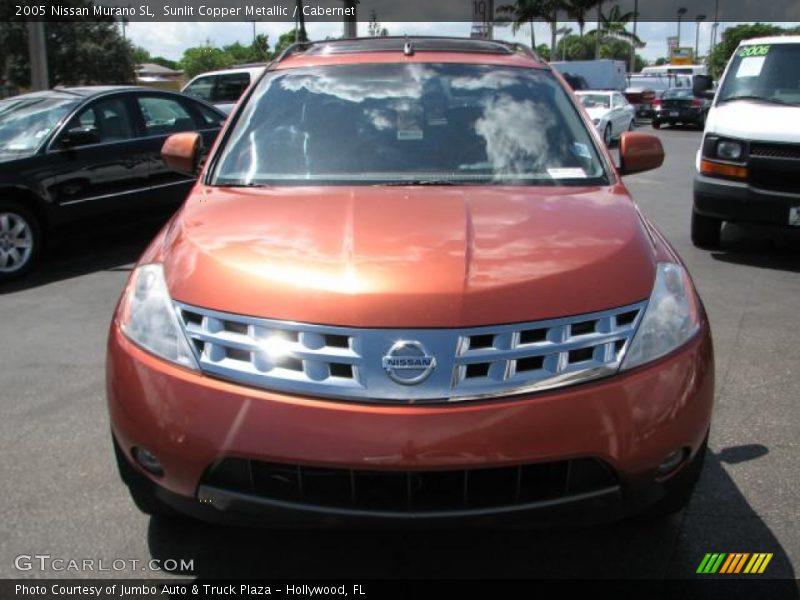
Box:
107;37;714;526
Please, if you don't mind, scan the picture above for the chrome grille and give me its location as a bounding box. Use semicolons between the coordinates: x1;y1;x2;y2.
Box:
176;301;646;404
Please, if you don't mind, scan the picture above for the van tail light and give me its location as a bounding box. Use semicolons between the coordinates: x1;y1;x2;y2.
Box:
652;99;662;107
691;98;702;107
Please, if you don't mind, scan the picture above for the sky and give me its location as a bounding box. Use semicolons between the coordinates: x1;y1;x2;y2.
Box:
126;20;738;64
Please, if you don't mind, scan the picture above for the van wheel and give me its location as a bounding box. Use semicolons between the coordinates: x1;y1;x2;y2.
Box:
0;201;41;281
691;209;722;248
113;436;183;519
652;119;661;129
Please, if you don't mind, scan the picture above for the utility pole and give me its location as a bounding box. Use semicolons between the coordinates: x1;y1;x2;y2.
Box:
343;0;357;38
677;7;687;48
695;14;706;62
629;0;638;73
26;21;48;91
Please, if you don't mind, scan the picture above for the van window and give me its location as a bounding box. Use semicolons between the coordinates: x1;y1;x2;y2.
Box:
184;76;214;102
214;73;251;103
718;43;800;105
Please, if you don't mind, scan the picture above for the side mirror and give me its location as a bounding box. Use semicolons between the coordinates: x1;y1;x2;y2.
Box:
619;132;665;175
161;132;202;176
60;126;100;148
693;74;713;97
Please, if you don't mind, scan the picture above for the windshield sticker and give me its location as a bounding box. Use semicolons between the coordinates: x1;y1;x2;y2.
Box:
739;45;770;58
736;56;766;78
396;105;424;141
548;167;587;179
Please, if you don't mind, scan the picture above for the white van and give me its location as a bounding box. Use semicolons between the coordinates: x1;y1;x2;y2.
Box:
692;36;800;247
182;65;265;114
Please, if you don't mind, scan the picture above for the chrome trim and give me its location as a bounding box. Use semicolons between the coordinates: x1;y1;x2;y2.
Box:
59;179;193;206
176;301;647;404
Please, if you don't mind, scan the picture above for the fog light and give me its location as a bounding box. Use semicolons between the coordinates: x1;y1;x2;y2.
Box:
133;447;163;476
657;448;688;477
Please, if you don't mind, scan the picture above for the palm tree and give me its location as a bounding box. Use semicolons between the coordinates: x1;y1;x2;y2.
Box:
586;4;644;47
564;0;602;37
498;0;566;58
586;3;644;58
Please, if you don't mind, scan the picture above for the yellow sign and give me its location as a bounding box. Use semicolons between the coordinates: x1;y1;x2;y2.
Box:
671;47;694;65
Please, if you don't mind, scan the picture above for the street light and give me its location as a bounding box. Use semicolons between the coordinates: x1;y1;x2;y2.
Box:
556;26;571;61
677;7;687;47
695;15;706;63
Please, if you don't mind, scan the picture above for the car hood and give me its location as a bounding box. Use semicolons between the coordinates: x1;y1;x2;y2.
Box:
584;106;612;121
161;185;657;328
708;100;800;142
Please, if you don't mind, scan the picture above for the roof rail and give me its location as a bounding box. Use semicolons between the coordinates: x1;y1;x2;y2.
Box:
270;36;544;67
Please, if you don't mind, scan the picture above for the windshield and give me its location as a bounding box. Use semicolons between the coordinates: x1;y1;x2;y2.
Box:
212;63;608;186
663;88;694;99
718;43;800;105
0;96;78;156
577;93;611;109
628;77;672;92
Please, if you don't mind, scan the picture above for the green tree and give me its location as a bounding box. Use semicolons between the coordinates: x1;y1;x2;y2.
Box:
654;57;668;66
180;43;234;79
564;0;601;37
0;6;135;88
149;56;179;70
274;28;309;57
706;23;783;79
132;45;151;66
498;0;566;56
554;34;594;60
252;34;271;61
367;10;389;37
535;43;551;61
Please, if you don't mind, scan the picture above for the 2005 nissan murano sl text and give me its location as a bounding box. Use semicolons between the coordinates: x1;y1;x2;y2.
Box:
106;37;714;526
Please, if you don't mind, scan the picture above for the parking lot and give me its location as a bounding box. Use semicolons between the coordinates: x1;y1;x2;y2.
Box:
0;126;798;580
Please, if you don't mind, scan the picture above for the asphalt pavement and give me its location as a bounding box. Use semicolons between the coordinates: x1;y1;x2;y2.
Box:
0;125;798;582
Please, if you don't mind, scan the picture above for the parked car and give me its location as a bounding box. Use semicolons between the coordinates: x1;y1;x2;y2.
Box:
108;37;713;527
652;88;710;130
182;65;265;114
0;86;225;280
692;35;800;248
575;90;636;145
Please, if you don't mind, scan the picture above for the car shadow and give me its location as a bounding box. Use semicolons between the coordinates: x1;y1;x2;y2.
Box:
0;214;169;294
710;224;800;273
146;444;797;582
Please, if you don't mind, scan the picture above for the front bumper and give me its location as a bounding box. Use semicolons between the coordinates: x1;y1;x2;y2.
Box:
107;323;714;526
694;173;800;226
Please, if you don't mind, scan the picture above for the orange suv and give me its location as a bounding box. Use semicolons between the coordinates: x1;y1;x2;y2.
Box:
107;38;714;526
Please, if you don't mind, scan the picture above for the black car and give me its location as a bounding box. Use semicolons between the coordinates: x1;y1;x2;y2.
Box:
652;88;710;130
561;72;590;92
0;86;225;280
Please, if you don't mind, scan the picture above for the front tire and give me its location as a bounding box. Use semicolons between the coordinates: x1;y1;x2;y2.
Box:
652;119;661;130
691;209;722;248
0;201;41;281
603;123;612;145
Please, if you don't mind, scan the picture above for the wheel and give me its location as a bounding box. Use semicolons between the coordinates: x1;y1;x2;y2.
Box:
0;201;41;281
113;436;183;518
640;434;708;518
652;119;661;129
696;111;707;130
691;209;722;248
603;123;612;145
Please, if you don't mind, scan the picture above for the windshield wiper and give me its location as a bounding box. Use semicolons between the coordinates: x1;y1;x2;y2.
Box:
379;179;459;186
719;95;799;106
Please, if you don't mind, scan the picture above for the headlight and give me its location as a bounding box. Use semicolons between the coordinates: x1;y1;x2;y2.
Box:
119;264;198;370
716;140;743;161
621;263;701;371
